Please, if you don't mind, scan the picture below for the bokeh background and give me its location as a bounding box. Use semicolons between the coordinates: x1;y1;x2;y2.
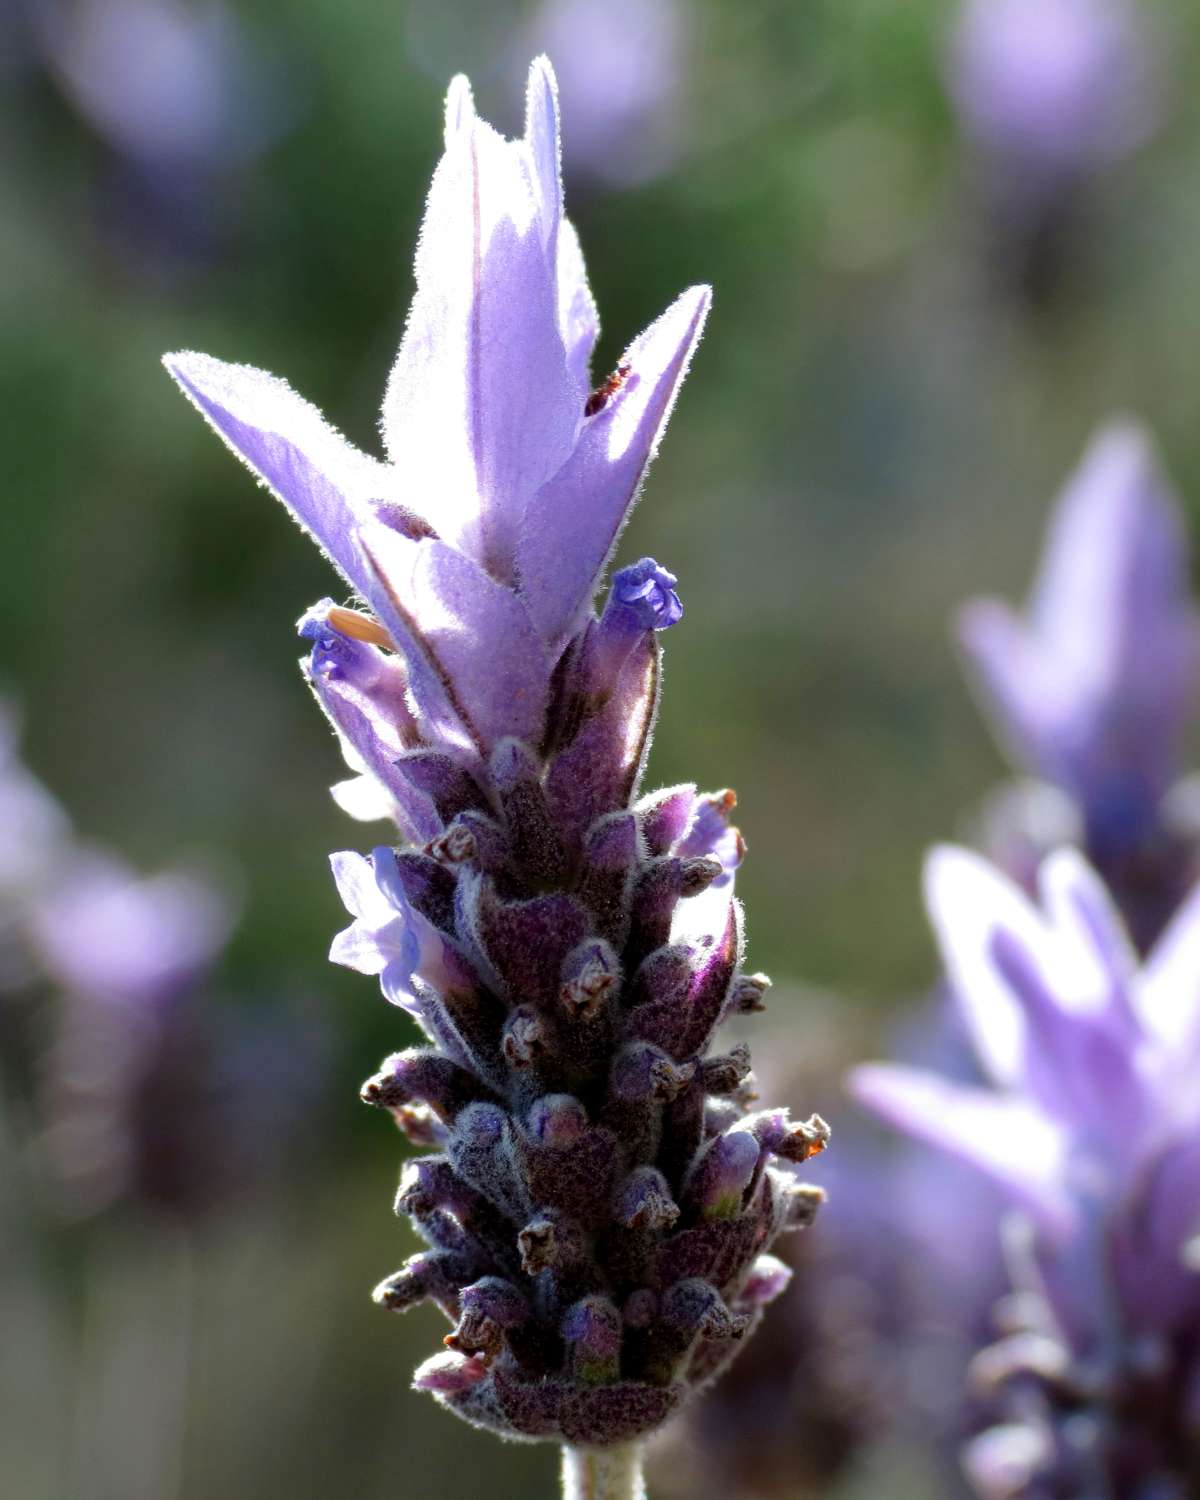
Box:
4;0;1200;1496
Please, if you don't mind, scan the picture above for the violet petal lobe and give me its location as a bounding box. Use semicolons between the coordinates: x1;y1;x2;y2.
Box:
163;351;390;596
516;284;711;653
847;1063;1074;1240
380;70;580;582
359;531;550;751
523;57;599;396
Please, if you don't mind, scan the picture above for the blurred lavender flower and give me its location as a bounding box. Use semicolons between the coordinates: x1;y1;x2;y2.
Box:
853;847;1200;1497
950;0;1159;176
527;0;684;187
164;54;827;1473
656;1001;1008;1500
947;0;1163;304
958;422;1200;948
0;702;325;1220
31;0;292;270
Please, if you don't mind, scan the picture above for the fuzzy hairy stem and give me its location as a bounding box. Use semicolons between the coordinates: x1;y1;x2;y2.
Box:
561;1444;647;1500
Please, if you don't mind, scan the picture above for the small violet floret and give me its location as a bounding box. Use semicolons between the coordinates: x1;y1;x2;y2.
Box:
610;558;684;631
162;56;825;1455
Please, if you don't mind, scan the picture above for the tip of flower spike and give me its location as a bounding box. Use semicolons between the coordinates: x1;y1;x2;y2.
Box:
444;74;475;143
611;558;683;630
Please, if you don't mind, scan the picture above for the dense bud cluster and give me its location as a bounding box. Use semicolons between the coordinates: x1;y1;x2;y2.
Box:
338;591;827;1446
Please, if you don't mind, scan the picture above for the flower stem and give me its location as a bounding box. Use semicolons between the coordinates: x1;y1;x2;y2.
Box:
560;1445;647;1500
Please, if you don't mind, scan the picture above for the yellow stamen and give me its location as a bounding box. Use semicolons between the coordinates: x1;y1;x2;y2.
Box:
326;606;394;650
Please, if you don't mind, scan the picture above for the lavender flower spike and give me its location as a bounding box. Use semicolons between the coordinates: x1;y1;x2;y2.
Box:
163;57;823;1489
851;847;1200;1497
958;422;1200;939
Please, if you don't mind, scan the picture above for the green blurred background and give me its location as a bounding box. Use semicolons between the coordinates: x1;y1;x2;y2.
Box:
4;0;1200;1495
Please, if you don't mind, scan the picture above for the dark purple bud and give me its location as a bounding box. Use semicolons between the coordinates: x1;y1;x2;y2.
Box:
724;970;771;1017
545;633;660;849
661;1278;745;1342
562;1296;623;1385
685;1129;760;1220
490;737;567;887
608;559;683;632
395;750;491;825
502;1005;557;1071
613;1166;680;1231
521;1121;621;1227
527;1093;589;1147
519;1210;587;1274
630;904;738;1060
577;812;640;943
385;850;457;931
360;1049;497;1124
372;1250;471;1316
448;810;515;878
655;1217;760;1291
459;874;590;1009
395;1157;520;1273
627;943;694;1010
628;856;723;964
412;1350;490;1394
571;562;681;718
418;973;508;1095
636;784;697;856
396;1156;477;1220
643;1278;744;1383
622;1289;659;1329
610;1043;696;1105
744;1108;831;1164
448;1102;530;1223
703;1098;744;1137
738;1254;793;1309
445;1276;531;1355
699;1044;752;1096
559;940;620;1021
657;1073;706;1191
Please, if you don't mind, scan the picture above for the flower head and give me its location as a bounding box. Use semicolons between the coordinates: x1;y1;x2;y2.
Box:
957;423;1200;944
852;848;1200;1494
163;57;823;1450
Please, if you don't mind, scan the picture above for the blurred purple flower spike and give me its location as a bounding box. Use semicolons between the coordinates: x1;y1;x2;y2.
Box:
33;0;293;271
949;0;1160;178
958;423;1200;927
0;706;70;903
33;853;233;1010
852;846;1200;1496
531;0;684;186
947;0;1164;305
163;56;825;1475
41;0;285;170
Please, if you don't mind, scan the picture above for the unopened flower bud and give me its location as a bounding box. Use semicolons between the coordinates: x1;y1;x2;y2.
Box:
686;1130;760;1221
562;1295;623;1385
